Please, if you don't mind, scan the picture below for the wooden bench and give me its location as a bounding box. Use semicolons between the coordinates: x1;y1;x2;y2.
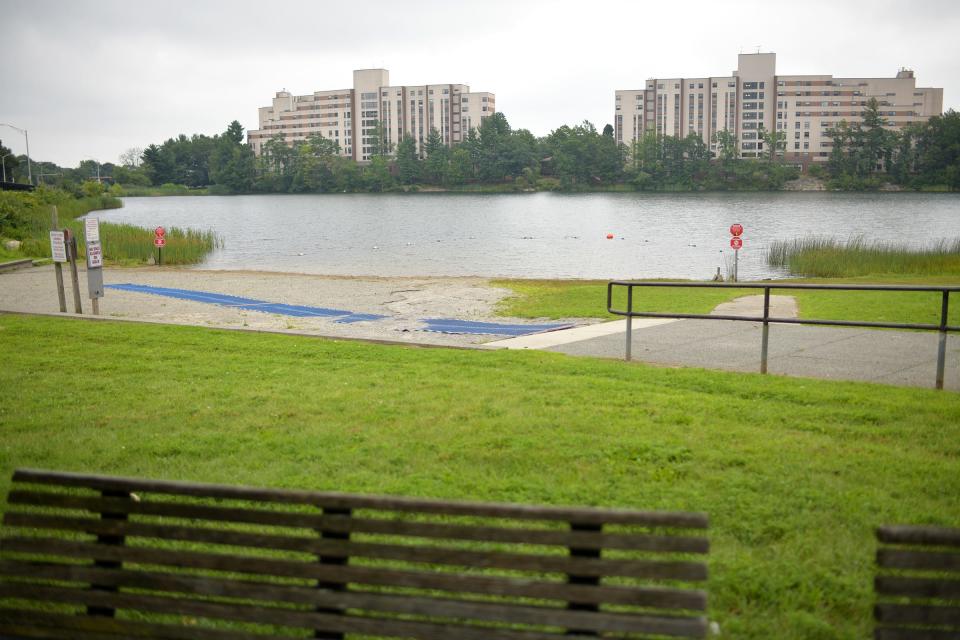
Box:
0;468;710;639
875;524;960;639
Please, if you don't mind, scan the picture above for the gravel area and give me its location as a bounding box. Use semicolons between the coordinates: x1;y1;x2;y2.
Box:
0;265;579;347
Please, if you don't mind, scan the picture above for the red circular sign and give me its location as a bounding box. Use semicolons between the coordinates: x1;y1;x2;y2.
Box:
730;237;743;250
730;223;744;237
154;237;166;247
155;226;166;237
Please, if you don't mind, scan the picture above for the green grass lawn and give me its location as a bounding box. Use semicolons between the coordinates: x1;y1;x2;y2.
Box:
1;314;959;639
493;275;960;327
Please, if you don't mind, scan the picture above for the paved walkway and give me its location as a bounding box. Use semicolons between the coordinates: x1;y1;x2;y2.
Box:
489;317;959;391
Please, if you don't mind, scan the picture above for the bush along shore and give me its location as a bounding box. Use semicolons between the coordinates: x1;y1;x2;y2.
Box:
0;185;220;265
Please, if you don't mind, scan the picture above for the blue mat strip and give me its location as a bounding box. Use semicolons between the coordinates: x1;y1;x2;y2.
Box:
421;318;573;336
106;284;572;336
106;284;386;322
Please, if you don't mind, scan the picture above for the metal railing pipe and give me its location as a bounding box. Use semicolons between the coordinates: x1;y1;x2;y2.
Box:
607;281;959;390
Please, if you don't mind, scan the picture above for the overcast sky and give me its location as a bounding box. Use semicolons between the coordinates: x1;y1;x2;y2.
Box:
2;0;958;167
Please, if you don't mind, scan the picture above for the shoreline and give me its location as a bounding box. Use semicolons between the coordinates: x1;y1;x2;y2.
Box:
0;266;585;348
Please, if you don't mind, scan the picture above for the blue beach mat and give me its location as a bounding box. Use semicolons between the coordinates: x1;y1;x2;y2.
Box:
106;284;387;324
421;318;574;336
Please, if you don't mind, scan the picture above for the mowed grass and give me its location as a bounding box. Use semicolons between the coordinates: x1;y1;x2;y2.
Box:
1;315;959;639
492;279;742;320
493;276;960;327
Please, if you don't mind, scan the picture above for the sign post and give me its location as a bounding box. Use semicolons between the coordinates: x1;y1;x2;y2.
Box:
64;229;83;314
84;217;104;315
154;226;166;265
49;229;67;312
729;224;744;282
49;206;67;312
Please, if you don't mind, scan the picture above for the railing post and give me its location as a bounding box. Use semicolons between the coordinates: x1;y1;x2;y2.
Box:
625;285;633;362
87;489;131;617
936;290;949;391
761;287;770;375
314;506;351;639
565;521;601;636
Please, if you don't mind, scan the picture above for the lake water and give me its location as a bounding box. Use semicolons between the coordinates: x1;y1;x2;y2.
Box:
94;192;960;280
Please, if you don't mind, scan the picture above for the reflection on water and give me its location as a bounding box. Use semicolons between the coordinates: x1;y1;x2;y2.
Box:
91;192;960;280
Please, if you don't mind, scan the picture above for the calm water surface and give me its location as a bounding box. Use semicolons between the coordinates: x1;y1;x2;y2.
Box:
96;192;960;280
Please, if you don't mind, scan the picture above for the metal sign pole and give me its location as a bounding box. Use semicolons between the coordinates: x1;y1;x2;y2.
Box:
734;248;739;283
84;217;104;315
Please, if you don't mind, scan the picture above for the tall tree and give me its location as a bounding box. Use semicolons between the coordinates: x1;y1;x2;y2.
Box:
759;127;786;163
422;128;449;184
394;137;421;185
712;129;738;163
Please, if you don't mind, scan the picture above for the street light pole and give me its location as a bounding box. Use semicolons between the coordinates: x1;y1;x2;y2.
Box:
1;153;11;183
0;123;32;185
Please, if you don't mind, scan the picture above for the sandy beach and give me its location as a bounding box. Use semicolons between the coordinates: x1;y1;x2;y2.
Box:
0;265;582;347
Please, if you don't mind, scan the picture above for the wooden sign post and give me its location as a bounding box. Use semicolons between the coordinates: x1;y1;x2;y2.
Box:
64;228;83;314
49;207;67;313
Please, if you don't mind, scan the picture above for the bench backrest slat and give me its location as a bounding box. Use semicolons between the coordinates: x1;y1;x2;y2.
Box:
1;469;710;639
875;524;960;640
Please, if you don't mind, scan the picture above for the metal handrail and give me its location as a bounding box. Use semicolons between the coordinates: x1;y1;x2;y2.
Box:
607;281;958;390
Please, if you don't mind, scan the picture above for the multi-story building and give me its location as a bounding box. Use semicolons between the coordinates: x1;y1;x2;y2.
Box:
248;69;495;162
615;52;943;165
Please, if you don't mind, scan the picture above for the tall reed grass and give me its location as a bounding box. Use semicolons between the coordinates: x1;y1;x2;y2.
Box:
767;236;960;277
17;200;220;265
71;221;222;265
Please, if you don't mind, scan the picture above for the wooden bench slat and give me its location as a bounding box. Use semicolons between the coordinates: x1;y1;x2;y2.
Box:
0;584;709;639
0;606;286;640
0;560;707;631
876;576;960;600
11;469;708;529
1;512;706;583
875;629;960;640
0;536;706;606
878;549;960;573
6;490;709;553
875;603;960;626
878;526;960;548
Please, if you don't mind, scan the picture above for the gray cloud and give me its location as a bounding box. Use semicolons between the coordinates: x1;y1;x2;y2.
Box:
2;0;957;166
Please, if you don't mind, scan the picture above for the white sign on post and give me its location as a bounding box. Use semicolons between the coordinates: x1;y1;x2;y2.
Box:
49;230;67;263
85;217;100;243
86;241;104;269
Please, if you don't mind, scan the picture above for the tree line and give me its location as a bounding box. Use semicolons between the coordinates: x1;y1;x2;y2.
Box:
125;112;799;193
821;99;960;190
5;101;959;193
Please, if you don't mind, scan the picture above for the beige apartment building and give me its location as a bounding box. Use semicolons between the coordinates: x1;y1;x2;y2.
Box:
615;52;943;165
248;69;495;162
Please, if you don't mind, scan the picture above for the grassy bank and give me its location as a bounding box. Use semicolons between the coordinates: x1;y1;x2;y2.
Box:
1;314;958;639
2;187;219;265
493;275;960;327
493;279;741;319
767;236;960;278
